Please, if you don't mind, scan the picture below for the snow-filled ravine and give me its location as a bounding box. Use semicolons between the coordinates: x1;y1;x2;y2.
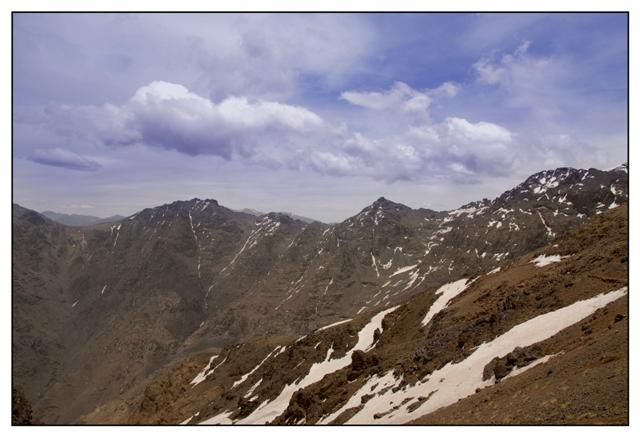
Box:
328;286;627;424
199;305;399;424
421;278;471;327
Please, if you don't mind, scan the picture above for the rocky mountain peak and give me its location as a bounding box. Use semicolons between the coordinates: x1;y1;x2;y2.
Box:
613;162;628;173
259;212;298;225
366;196;411;214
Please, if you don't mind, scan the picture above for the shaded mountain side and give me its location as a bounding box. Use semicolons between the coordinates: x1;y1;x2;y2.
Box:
81;205;627;424
186;166;628;349
12;205;81;421
12;165;628;423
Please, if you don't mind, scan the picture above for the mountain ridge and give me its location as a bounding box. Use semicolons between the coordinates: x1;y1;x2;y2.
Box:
12;164;628;424
85;204;628;424
41;210;125;227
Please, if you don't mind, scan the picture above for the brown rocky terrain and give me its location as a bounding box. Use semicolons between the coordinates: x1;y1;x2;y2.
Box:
82;203;627;425
12;164;628;424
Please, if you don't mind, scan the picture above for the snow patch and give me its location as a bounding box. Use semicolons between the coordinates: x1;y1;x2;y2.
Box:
390;264;419;277
244;378;263;399
199;410;234;425
232;346;280;389
180;411;199;425
530;254;570;267
191;354;227;386
323;278;334;295
421;278;471;327
316;318;353;332
371;253;380;278
402;270;420;291
190;354;219;386
536;211;555;239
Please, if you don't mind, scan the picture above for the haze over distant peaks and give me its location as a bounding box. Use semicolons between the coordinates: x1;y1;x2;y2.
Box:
41;210;125;227
236;208;318;224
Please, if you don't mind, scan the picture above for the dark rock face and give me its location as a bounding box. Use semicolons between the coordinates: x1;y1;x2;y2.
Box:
12;386;33;425
11;165;628;423
348;350;380;381
483;346;543;381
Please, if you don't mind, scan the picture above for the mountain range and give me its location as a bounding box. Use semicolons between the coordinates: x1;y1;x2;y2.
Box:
11;164;628;424
41;211;125;227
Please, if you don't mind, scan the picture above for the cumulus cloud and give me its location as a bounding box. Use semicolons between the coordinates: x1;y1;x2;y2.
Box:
301;116;516;183
47;81;325;164
29;147;102;171
430;81;461;98
38;79;521;183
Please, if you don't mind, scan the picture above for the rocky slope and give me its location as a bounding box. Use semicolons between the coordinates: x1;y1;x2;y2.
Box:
12;164;628;423
111;204;627;425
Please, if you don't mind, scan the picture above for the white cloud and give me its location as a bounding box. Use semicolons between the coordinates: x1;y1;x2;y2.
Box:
341;82;428;113
430;81;461;98
340;81;460;116
444;117;512;144
38;79;522;183
298;116;516;182
177;14;375;100
473;41;534;86
47;81;325;163
473;58;507;85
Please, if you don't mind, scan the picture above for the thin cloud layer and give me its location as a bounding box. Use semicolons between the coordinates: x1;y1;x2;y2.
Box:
29;148;102;171
341;81;460;116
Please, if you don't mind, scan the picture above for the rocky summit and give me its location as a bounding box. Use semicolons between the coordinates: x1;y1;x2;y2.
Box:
12;165;628;424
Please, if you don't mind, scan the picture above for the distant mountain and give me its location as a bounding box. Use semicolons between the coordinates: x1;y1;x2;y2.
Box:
12;164;628;424
41;210;125;226
237;208;265;216
237;208;318;224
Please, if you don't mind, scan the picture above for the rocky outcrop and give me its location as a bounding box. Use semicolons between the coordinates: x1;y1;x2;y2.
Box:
483;345;542;381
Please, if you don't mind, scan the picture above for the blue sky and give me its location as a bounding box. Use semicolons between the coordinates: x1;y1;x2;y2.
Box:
12;13;628;222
